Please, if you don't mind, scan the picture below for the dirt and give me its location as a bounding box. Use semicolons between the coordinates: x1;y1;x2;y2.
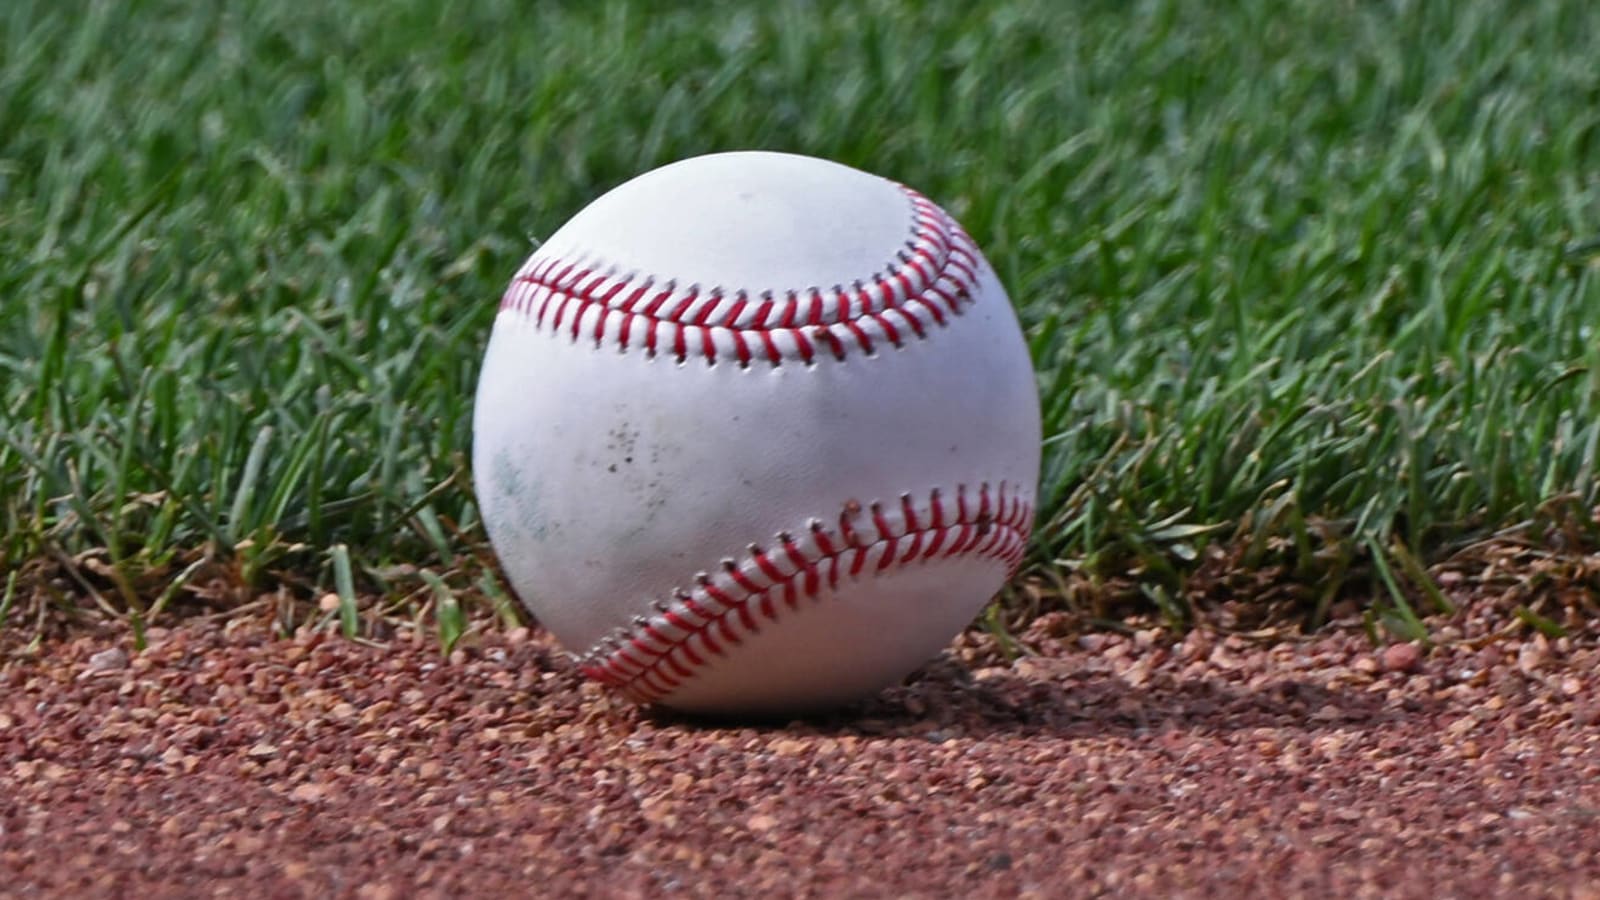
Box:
2;611;1598;899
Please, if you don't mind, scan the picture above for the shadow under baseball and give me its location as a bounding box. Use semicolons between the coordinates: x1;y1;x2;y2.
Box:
646;651;1436;739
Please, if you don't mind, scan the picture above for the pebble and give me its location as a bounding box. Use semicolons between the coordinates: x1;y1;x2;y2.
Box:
85;647;129;673
1382;642;1424;673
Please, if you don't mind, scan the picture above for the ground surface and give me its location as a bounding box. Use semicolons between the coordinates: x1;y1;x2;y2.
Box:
4;615;1597;899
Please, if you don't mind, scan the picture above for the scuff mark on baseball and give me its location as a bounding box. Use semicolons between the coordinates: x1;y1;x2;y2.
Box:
472;151;1042;716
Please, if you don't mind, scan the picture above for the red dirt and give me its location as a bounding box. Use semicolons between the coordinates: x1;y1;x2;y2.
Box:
3;614;1598;899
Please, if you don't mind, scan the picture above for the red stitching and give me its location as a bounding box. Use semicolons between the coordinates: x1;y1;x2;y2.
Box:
578;482;1033;705
498;186;984;367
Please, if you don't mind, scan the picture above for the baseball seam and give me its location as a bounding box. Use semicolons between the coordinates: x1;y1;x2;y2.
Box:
578;481;1033;705
495;187;984;367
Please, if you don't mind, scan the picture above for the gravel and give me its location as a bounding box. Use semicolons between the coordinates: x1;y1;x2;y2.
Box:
3;614;1597;898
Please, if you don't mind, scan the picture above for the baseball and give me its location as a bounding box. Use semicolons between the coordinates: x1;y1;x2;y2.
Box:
473;151;1041;715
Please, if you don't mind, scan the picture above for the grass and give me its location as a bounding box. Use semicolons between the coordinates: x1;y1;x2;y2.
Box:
2;0;1598;643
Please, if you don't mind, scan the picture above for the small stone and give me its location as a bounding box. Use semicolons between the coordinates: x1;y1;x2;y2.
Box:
86;647;129;673
1381;643;1423;674
1311;704;1343;722
747;814;779;832
1517;642;1547;674
318;593;341;612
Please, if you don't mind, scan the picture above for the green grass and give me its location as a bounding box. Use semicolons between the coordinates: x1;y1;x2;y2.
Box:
2;0;1598;639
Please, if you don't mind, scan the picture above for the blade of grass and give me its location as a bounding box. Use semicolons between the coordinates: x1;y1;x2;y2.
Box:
421;569;465;655
1366;535;1428;643
0;569;17;630
1514;604;1568;638
226;426;274;546
330;543;359;639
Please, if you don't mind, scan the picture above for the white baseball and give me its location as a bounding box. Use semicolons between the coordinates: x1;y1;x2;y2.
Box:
473;151;1040;716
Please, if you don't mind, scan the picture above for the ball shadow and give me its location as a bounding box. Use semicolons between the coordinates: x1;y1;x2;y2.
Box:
646;652;1436;739
859;655;1429;739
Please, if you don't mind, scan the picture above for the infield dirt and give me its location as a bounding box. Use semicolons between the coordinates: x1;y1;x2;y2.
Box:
3;606;1597;899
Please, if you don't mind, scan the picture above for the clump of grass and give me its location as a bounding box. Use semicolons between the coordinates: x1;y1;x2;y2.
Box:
1;0;1597;643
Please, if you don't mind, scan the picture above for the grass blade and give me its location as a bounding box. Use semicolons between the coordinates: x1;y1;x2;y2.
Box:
421;569;465;656
330;543;359;639
1366;536;1428;643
